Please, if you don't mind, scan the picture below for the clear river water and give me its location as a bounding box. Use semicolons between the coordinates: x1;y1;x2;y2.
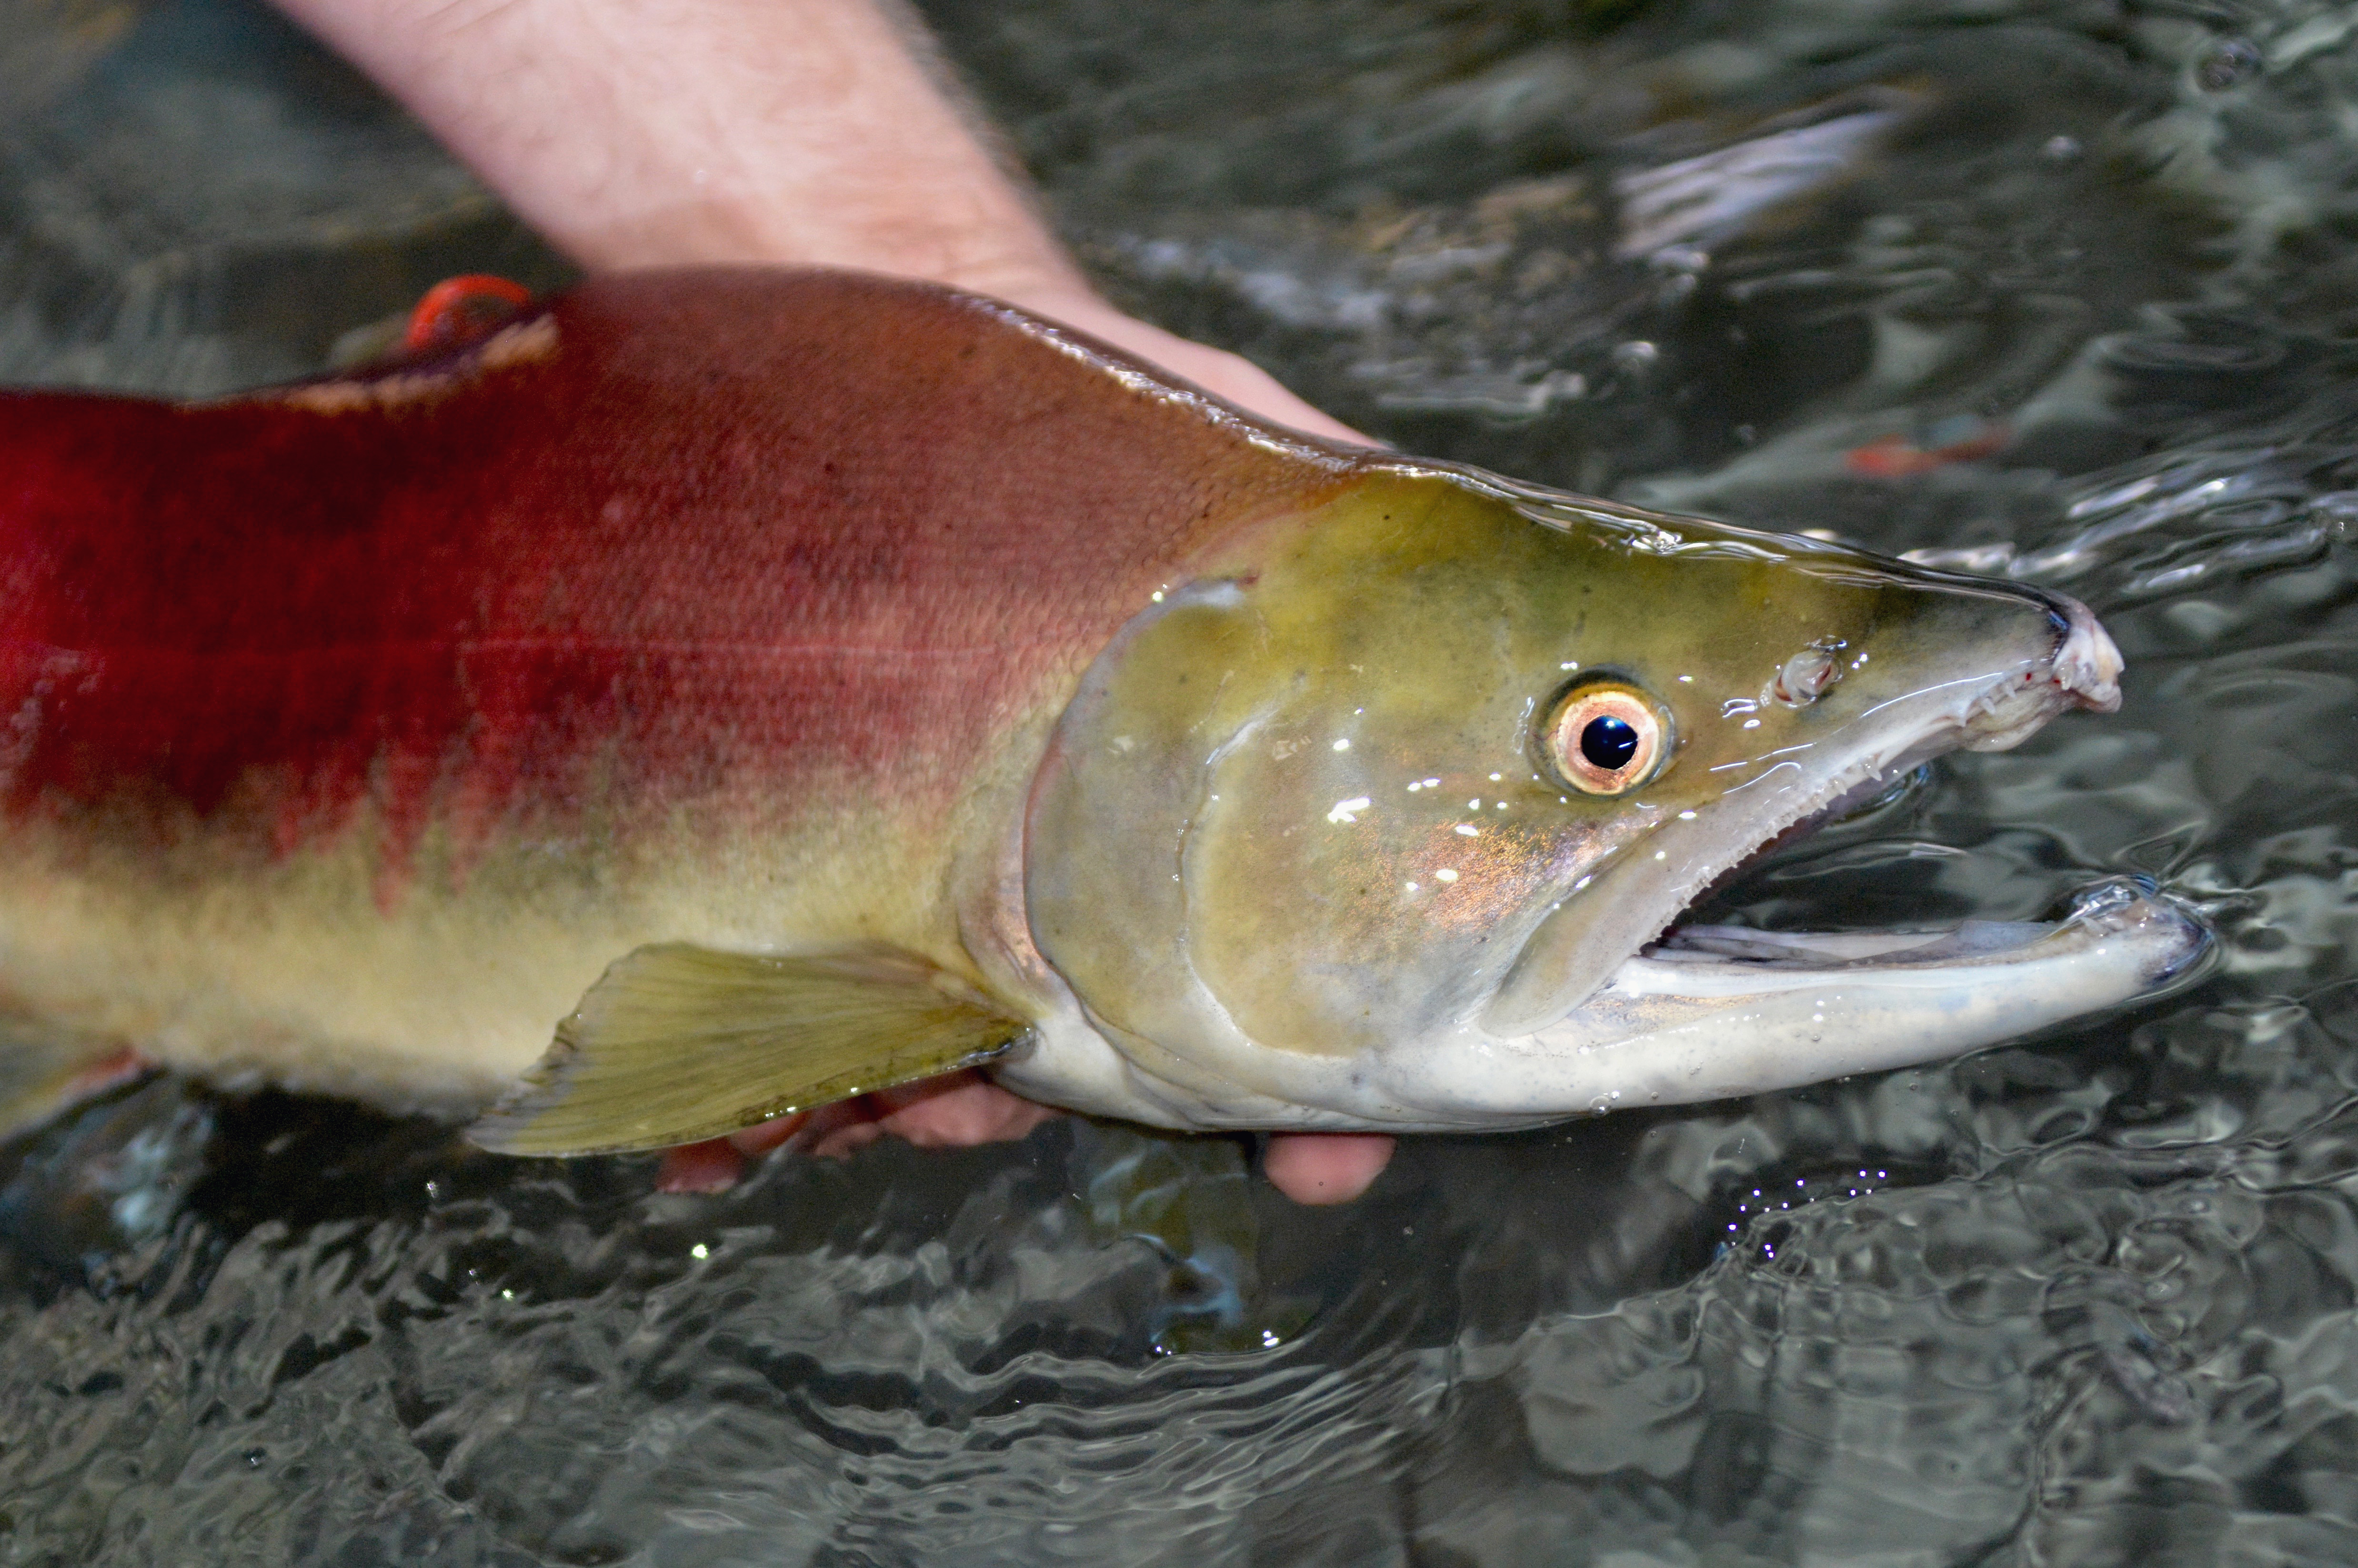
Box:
2;0;2357;1561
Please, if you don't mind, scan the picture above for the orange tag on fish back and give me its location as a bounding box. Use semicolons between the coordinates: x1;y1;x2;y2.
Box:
403;274;533;355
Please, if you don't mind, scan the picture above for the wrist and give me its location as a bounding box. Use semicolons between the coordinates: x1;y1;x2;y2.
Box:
274;0;1083;292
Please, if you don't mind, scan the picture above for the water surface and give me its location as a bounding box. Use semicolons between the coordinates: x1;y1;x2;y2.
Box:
3;0;2358;1561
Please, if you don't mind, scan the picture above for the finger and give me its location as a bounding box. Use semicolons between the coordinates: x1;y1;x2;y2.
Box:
808;1114;890;1160
793;1072;1060;1161
1000;288;1374;446
872;1074;1062;1146
1155;342;1377;441
727;1111;810;1157
1262;1131;1395;1205
656;1136;748;1193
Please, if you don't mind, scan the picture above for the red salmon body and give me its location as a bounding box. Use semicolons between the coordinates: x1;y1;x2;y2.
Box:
0;267;2195;1152
0;268;1356;1109
0;269;1348;875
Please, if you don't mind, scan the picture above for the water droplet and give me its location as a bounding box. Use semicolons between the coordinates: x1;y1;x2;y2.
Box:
1326;795;1372;824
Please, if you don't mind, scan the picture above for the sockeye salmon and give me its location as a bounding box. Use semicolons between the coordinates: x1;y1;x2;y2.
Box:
0;267;2207;1155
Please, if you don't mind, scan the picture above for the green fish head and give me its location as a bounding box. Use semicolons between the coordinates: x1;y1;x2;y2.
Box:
1018;465;2207;1130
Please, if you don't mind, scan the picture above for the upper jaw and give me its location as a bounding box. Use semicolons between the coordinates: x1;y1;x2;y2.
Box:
2046;595;2124;713
1952;592;2121;747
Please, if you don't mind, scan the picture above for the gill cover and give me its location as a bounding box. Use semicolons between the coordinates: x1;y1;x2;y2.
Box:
1024;468;2095;1110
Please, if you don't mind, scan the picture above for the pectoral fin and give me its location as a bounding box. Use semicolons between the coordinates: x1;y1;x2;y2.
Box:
468;944;1031;1156
0;1019;148;1145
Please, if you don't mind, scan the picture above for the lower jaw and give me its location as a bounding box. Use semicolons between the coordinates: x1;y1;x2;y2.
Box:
1557;878;2208;1086
1362;879;2212;1130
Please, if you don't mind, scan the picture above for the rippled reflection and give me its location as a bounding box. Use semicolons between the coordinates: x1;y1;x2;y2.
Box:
8;0;2358;1560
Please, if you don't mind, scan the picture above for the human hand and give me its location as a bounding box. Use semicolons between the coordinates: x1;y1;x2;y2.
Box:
990;284;1368;447
648;1073;1397;1206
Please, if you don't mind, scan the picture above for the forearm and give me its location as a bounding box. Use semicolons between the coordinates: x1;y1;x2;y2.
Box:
273;0;1085;300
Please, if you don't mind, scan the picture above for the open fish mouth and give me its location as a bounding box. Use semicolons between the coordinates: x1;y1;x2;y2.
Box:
1510;878;2214;1119
1390;598;2213;1126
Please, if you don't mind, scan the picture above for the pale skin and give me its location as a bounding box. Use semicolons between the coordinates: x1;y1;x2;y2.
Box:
269;0;1396;1204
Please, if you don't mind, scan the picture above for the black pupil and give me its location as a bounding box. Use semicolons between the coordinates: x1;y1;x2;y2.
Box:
1580;714;1640;772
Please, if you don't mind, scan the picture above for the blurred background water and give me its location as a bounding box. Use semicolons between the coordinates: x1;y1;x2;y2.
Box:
2;0;2357;1561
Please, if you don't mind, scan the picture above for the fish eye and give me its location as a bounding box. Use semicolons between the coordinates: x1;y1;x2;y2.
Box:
1544;681;1670;795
